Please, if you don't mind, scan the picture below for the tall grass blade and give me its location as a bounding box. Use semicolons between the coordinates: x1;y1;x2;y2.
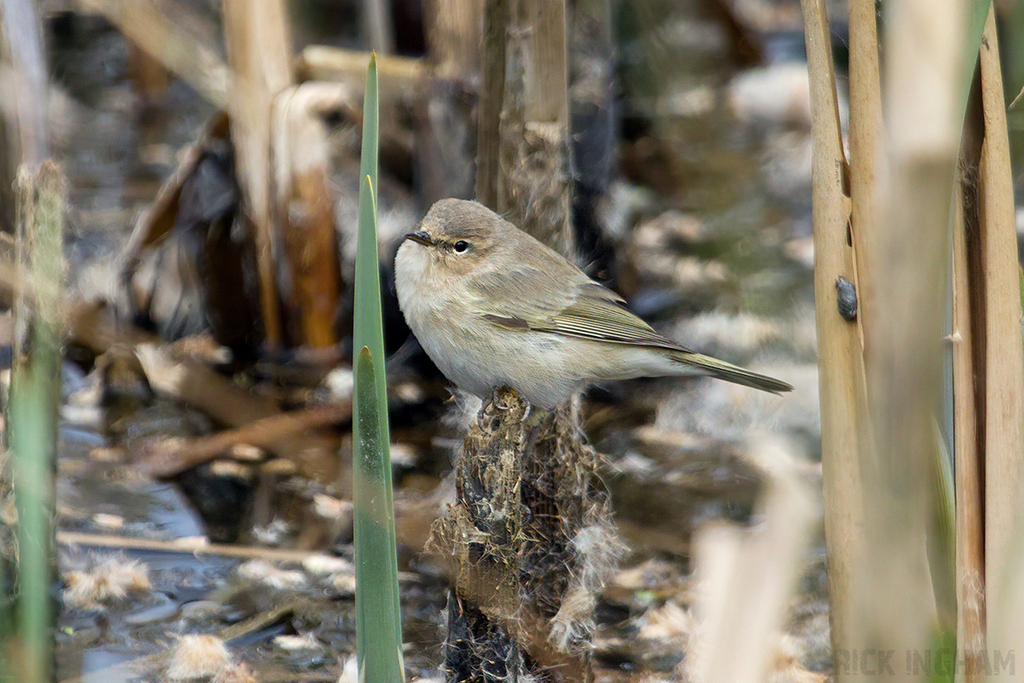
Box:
353;347;404;682
358;53;380;219
9;336;59;683
352;53;404;681
9;162;65;683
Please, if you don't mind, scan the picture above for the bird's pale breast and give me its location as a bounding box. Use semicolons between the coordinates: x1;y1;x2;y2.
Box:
396;240;623;407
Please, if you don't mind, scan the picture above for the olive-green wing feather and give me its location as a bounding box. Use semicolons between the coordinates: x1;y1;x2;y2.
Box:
469;259;684;350
531;283;682;348
469;258;793;394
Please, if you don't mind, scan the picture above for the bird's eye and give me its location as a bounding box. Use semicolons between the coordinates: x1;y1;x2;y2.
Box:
453;240;470;253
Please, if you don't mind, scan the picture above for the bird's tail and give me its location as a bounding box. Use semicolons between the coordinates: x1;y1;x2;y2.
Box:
668;350;793;394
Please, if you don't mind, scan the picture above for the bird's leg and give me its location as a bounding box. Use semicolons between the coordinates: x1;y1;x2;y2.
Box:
523;402;550;428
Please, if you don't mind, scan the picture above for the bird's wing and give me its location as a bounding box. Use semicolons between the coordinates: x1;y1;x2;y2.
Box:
467;245;793;394
469;260;688;352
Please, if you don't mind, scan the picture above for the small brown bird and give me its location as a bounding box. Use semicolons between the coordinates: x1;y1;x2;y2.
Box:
395;199;792;409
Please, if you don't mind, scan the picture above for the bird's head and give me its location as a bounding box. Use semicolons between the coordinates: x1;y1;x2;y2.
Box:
399;199;510;279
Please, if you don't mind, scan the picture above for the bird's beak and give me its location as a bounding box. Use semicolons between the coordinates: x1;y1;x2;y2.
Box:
404;231;434;247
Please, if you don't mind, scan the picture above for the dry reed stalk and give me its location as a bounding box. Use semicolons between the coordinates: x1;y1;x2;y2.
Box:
133;342;340;484
853;0;965;668
57;531;358;563
425;0;482;77
134;402;352;478
475;0;510;211
943;7;1024;676
222;0;293;350
299;46;424;102
951;188;985;682
798;0;866;677
126;41;170;107
970;14;1024;671
498;0;573;254
476;0;573;254
687;439;817;683
846;0;881;354
272;83;352;348
975;6;1024;643
75;0;228;107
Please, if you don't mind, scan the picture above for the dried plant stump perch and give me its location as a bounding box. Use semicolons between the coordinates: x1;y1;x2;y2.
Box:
430;388;623;682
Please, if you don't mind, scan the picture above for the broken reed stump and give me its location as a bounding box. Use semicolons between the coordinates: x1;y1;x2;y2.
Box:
222;0;293;350
477;0;574;256
430;388;624;682
272;82;353;348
